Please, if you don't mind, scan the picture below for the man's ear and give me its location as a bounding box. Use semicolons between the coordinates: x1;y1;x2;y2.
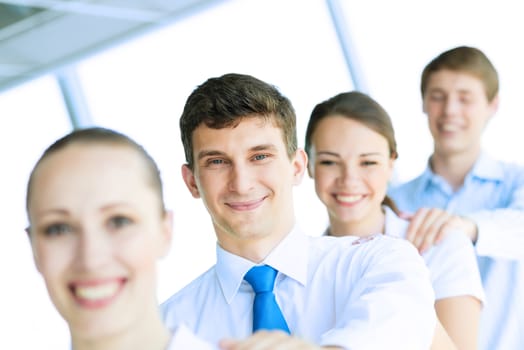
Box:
181;164;200;198
292;148;308;185
488;93;500;119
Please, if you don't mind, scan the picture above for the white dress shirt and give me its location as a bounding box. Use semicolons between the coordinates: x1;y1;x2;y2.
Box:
384;207;485;301
161;226;436;350
167;325;218;350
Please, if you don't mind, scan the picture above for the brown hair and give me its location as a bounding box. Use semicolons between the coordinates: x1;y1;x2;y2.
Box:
421;46;499;102
179;73;297;169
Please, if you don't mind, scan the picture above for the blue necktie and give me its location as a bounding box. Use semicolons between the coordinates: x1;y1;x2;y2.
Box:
244;265;290;333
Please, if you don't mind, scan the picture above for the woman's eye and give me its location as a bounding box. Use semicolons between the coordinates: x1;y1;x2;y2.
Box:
319;160;335;166
362;161;378;166
44;224;72;236
108;216;132;229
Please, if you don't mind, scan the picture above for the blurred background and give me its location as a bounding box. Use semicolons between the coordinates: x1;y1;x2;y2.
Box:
1;0;523;348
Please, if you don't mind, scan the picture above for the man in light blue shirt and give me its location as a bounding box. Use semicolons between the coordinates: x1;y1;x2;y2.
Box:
389;46;524;350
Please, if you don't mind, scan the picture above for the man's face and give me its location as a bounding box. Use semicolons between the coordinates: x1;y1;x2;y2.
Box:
182;117;306;257
423;69;498;158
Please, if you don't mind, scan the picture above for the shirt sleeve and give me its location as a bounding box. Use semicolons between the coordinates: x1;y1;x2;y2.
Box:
423;231;485;302
466;184;524;260
319;236;437;350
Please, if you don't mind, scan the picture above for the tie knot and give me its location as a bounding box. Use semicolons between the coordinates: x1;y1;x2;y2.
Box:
244;265;278;293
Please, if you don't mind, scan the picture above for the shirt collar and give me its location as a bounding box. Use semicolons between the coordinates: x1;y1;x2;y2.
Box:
421;152;504;190
415;161;438;193
469;152;505;181
215;226;309;304
383;206;409;239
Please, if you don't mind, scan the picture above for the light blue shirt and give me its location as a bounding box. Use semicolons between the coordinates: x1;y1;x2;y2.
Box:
161;226;436;350
389;153;524;350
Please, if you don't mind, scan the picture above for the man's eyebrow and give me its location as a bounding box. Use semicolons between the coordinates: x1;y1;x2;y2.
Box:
197;150;226;160
197;144;278;160
457;89;473;95
250;144;278;152
428;87;445;93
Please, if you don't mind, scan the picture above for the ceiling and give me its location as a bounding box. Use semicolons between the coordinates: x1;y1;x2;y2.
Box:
0;0;222;93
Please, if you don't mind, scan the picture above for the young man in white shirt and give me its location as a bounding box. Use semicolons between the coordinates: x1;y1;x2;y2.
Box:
161;73;436;349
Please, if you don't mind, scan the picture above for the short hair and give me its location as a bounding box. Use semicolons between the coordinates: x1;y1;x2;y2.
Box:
304;91;399;213
26;127;165;215
179;73;297;169
420;46;499;102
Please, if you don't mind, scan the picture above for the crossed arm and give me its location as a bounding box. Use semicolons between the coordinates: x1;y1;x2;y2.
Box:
219;324;465;350
220;332;341;350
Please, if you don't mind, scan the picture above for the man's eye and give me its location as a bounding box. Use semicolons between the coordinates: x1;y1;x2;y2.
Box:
206;158;226;167
429;94;444;101
253;154;268;161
